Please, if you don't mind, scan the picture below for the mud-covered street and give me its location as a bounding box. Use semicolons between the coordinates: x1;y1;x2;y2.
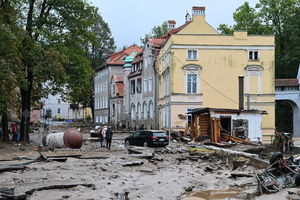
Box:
1;126;300;200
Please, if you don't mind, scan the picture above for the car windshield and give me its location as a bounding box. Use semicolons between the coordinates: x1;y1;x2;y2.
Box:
153;132;166;137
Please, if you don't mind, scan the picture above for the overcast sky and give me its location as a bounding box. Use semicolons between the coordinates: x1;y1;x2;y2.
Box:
89;0;259;50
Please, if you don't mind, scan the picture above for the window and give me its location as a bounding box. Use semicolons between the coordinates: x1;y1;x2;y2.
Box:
137;78;142;93
187;74;197;93
249;50;259;61
187;108;195;126
58;99;61;104
57;108;61;114
149;101;154;119
137;103;141;119
148;78;152;92
187;50;197;60
112;84;115;95
144;79;147;92
131;104;136;120
143;102;147;119
112;104;115;116
131;80;136;94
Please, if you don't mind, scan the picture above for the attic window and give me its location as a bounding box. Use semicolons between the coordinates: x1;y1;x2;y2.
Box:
187;50;198;60
249;50;259;61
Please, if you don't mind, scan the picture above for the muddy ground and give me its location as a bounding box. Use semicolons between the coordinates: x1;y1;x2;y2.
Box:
1;125;300;200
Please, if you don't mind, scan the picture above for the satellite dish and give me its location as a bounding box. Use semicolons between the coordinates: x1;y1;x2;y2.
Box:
178;114;187;120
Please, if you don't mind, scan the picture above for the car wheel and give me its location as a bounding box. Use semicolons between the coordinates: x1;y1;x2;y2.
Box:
270;152;283;165
143;141;148;147
295;173;300;186
125;140;130;146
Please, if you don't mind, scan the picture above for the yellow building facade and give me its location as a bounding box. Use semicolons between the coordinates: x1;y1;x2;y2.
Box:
157;7;275;143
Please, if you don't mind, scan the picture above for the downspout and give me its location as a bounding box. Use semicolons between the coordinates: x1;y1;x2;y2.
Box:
107;63;111;125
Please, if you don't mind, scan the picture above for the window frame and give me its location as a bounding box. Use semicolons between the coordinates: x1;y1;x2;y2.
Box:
248;50;259;61
187;49;198;60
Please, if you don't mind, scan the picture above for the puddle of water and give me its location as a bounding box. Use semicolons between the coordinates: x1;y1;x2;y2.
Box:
189;189;241;200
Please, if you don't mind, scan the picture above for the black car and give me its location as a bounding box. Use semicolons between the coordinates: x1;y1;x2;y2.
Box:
125;130;169;147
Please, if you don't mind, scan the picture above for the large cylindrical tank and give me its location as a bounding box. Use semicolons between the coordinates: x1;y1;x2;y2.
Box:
42;128;83;149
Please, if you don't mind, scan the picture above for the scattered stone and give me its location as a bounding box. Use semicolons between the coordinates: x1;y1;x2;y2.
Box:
204;166;214;172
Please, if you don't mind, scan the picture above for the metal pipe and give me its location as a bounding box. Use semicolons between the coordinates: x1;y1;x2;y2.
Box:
238;76;244;110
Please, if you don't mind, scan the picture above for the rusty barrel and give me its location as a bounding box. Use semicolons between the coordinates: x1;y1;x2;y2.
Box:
42;128;83;149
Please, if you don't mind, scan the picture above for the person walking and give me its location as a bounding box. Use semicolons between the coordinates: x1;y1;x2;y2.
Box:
0;126;3;142
11;122;19;142
99;126;105;147
105;126;113;150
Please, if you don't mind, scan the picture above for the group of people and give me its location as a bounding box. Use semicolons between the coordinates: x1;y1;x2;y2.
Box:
99;125;113;150
0;122;19;142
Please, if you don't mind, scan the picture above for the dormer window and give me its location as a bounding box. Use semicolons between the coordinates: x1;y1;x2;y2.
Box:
249;50;259;61
187;50;198;60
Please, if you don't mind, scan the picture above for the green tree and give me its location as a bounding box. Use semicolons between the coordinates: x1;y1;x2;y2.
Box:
0;0;23;142
0;0;112;142
218;2;271;35
257;0;300;78
217;24;233;34
87;15;116;120
140;21;168;44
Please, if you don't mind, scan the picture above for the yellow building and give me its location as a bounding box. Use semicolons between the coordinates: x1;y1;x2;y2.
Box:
157;6;275;143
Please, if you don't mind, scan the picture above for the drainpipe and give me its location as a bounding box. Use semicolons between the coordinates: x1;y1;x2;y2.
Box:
107;64;110;126
238;76;244;110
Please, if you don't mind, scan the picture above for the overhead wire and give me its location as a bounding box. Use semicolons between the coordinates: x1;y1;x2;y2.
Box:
169;51;239;105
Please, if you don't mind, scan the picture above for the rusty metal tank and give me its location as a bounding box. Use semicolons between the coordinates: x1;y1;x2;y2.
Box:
42;128;83;149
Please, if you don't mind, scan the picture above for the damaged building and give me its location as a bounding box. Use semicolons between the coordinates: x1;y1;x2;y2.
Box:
189;107;266;142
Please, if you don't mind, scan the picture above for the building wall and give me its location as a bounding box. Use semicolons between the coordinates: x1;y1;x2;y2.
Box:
94;67;109;124
211;112;263;141
141;44;157;129
157;12;275;142
94;65;124;124
42;94;84;120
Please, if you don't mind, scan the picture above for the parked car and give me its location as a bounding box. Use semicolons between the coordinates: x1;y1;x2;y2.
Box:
90;125;102;137
125;130;169;147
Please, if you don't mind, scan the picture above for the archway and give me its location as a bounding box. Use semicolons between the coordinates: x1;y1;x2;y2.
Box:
276;100;300;136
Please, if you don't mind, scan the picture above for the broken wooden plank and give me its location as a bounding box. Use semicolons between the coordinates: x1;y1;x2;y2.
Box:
204;141;236;148
78;156;109;160
129;154;154;159
0;184;95;200
122;161;144;167
231;172;254;178
221;133;257;146
25;183;95;195
0;161;37;173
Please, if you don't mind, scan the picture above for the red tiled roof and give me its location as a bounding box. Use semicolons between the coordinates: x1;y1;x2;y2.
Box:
148;38;166;48
96;45;142;70
123;45;143;56
275;79;299;87
161;21;192;39
168;20;176;24
193;6;205;10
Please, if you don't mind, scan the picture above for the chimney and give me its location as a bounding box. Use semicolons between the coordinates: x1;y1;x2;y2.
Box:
167;20;176;31
192;6;205;16
238;76;244;110
185;12;192;22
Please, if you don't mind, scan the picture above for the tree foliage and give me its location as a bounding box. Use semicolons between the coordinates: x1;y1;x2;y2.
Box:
0;0;115;141
218;0;300;133
140;21;168;44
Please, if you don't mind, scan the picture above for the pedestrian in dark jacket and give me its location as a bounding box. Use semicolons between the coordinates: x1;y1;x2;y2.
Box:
99;127;104;147
105;126;113;150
